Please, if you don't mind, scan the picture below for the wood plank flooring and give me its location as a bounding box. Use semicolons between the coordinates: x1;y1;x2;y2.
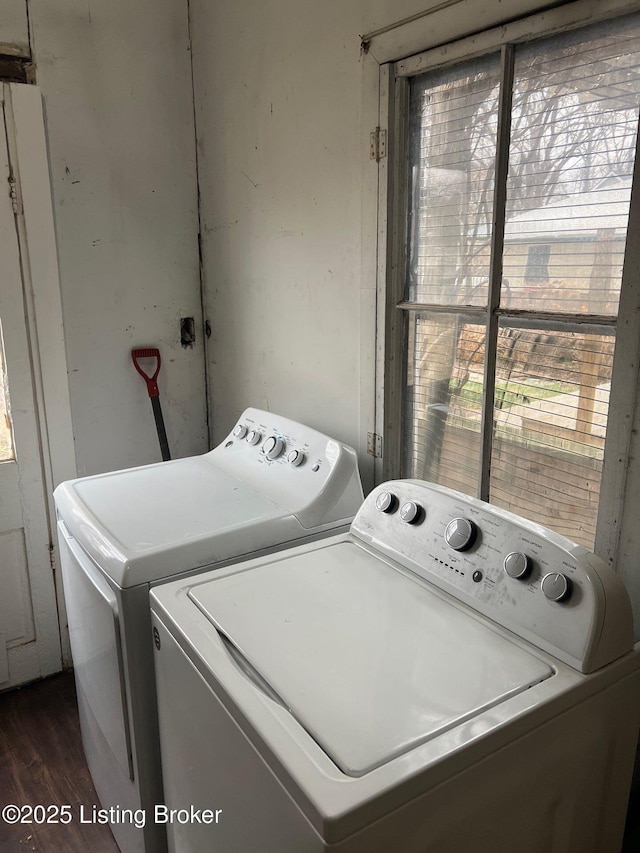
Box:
0;671;118;853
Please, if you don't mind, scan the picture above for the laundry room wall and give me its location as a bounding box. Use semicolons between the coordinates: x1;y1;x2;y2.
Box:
14;0;571;482
27;0;208;477
188;0;573;492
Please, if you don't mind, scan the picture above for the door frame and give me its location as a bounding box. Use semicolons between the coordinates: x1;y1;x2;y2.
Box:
5;82;77;666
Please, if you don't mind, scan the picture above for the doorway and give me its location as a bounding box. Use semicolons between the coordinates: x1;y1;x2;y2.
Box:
0;83;75;689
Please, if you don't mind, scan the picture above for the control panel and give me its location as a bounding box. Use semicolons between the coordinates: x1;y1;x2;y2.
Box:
207;408;364;530
353;480;634;673
223;412;323;471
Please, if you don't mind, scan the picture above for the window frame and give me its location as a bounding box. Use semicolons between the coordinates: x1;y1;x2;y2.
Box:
376;0;640;566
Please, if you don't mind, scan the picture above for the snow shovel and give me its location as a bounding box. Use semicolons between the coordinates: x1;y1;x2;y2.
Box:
131;347;171;461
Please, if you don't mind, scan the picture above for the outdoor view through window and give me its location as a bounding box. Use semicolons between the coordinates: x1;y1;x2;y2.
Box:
0;321;15;461
402;14;639;548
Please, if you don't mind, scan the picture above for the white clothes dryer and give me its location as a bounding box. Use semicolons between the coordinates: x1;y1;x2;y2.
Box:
151;480;640;853
54;408;363;853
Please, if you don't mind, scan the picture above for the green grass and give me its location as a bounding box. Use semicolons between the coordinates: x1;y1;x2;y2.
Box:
454;378;577;410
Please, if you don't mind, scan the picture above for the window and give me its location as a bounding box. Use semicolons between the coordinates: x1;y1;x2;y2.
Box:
0;319;15;462
523;245;550;285
384;11;640;548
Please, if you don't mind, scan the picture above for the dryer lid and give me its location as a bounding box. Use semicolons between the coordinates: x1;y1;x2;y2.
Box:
55;457;290;587
189;542;553;777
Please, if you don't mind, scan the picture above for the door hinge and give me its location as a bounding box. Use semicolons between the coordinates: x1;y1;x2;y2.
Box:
369;127;387;162
367;432;383;458
9;176;21;214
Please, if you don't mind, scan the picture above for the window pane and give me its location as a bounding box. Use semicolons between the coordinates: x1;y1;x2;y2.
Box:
489;324;613;548
0;321;15;462
503;15;640;315
407;55;501;307
403;312;484;495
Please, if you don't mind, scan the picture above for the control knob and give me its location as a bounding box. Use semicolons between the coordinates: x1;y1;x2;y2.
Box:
445;517;477;551
287;449;305;467
504;551;531;580
263;436;285;460
399;501;423;525
376;491;398;514
541;572;572;602
246;430;262;446
233;424;248;439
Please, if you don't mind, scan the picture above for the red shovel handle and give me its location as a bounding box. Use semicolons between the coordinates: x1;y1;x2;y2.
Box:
131;348;161;397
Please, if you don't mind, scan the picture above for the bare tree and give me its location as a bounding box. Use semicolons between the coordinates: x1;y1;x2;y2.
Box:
406;22;640;482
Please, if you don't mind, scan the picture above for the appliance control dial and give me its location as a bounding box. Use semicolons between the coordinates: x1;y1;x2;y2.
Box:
399;501;423;525
504;551;531;580
246;430;262;446
376;491;398;514
263;436;285;460
233;424;248;439
287;449;305;467
445;517;477;551
541;572;572;602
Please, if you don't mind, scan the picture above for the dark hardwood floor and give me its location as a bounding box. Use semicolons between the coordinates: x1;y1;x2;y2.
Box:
0;671;118;852
624;768;640;853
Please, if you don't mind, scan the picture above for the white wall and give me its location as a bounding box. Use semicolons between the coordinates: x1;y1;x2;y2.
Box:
188;0;570;491
21;0;569;480
29;0;208;476
188;0;396;489
619;417;640;636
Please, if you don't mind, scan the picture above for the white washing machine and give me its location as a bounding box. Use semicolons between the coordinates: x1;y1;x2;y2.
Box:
53;408;363;853
151;479;640;853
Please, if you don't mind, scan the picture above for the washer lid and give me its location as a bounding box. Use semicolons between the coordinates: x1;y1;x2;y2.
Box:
189;542;553;777
55;457;291;587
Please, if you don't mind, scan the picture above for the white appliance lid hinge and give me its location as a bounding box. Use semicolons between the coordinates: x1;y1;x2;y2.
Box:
369;127;387;162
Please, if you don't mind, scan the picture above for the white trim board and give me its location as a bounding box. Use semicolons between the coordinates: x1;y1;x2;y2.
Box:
5;83;77;666
365;0;640;66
